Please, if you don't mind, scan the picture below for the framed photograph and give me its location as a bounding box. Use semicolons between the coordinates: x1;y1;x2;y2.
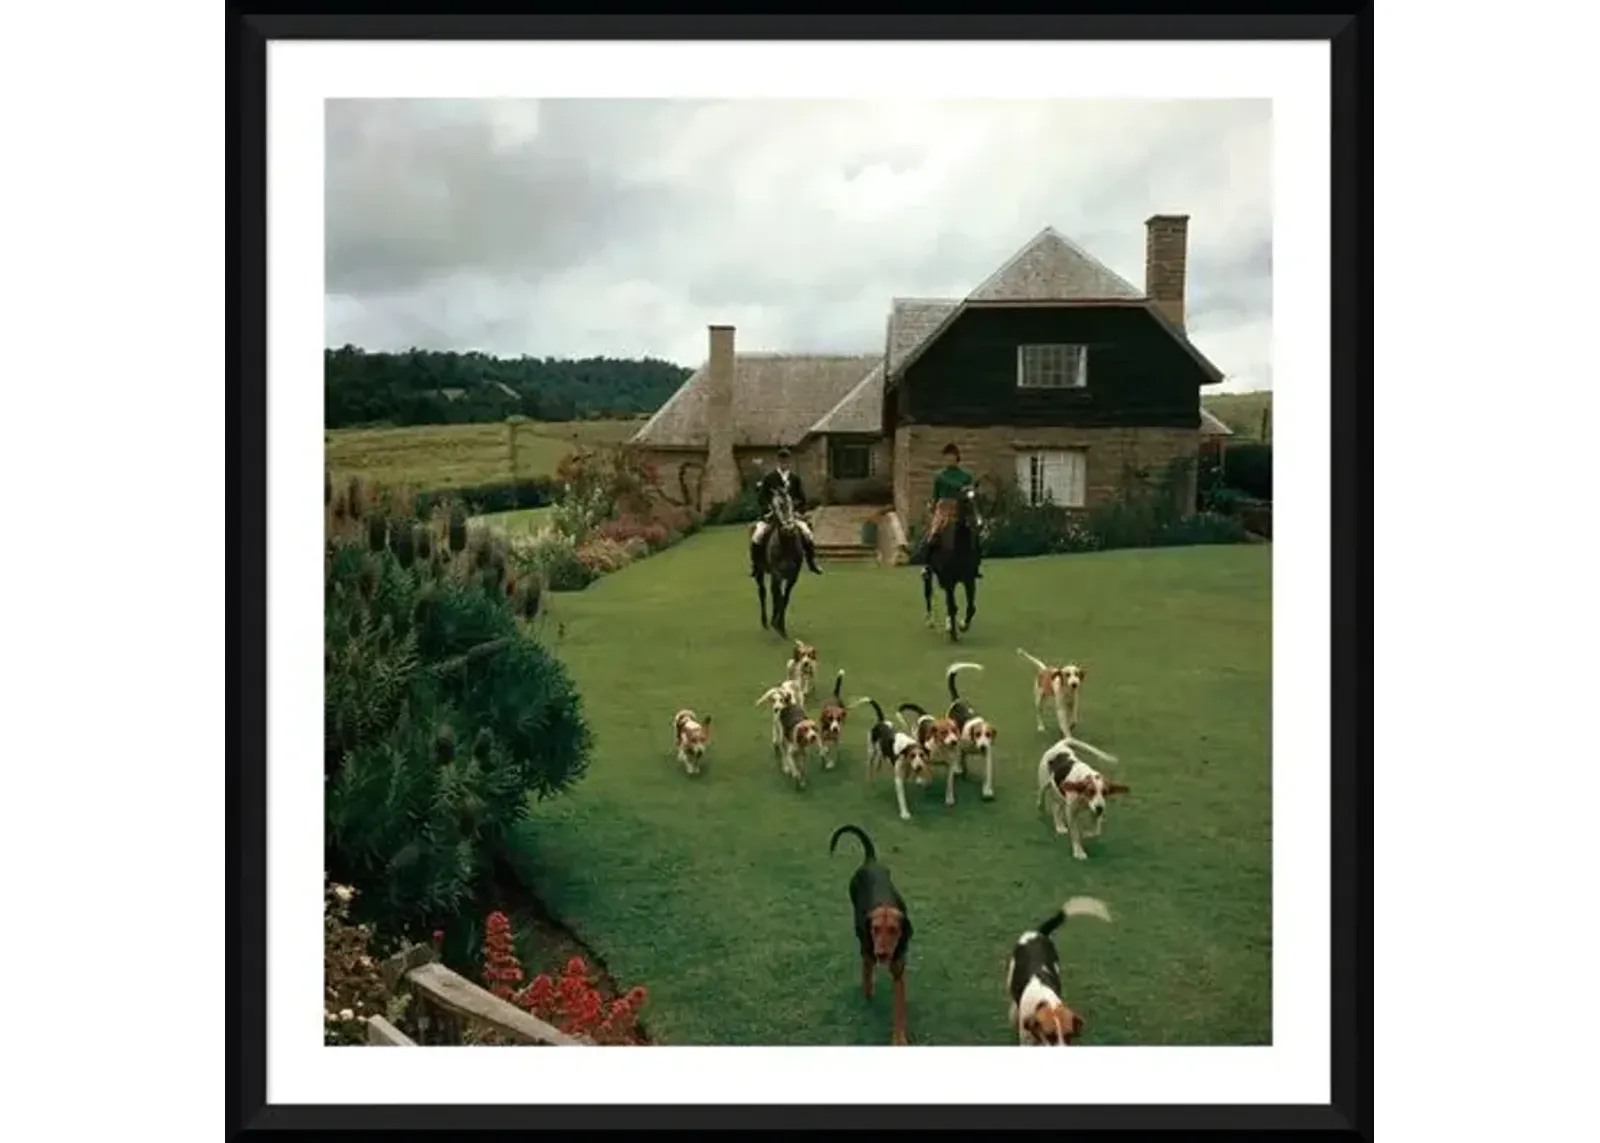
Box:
233;12;1369;1136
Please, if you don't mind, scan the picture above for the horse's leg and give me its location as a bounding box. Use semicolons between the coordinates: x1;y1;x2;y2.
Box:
772;572;789;639
922;567;937;629
960;575;978;632
943;579;960;642
757;571;770;629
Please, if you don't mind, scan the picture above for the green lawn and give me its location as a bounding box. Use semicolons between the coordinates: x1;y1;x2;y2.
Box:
472;506;554;536
505;527;1272;1046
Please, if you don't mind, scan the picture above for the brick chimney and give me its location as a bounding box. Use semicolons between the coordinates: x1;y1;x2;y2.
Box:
700;324;740;507
1144;214;1190;332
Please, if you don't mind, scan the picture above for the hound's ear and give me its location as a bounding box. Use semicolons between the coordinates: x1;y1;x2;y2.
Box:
1077;665;1087;679
701;716;712;731
793;640;804;653
1105;782;1130;796
1059;780;1090;795
1070;1011;1085;1038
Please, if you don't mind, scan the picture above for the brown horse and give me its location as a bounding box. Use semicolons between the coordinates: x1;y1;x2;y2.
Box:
755;485;805;639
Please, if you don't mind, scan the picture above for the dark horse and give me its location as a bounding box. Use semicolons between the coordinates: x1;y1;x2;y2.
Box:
754;485;805;638
922;484;983;641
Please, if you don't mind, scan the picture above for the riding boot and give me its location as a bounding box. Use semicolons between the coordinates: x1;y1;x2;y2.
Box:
803;535;824;575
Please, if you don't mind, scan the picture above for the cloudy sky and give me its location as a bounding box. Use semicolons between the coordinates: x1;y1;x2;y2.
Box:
325;98;1271;392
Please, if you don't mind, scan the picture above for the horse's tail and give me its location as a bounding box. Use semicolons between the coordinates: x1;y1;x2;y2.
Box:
946;661;984;701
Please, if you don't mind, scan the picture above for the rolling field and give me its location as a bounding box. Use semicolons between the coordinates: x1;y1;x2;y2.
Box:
1203;391;1273;441
325;418;646;490
505;527;1272;1046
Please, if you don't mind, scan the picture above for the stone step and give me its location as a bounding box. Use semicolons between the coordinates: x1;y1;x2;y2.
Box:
816;544;877;562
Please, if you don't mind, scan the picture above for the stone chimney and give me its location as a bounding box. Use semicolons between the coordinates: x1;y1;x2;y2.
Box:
700;324;741;507
1144;214;1190;332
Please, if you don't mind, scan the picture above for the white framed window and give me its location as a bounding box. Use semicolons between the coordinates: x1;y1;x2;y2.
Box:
1016;343;1088;390
1015;449;1087;509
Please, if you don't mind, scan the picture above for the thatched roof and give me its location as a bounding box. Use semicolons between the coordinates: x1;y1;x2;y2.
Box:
1200;407;1234;436
809;359;886;435
968;226;1144;303
630;353;880;449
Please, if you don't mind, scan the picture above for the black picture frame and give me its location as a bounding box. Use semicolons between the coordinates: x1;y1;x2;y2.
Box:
230;12;1371;1137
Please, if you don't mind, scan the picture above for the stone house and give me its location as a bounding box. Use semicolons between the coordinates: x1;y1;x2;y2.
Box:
631;216;1231;536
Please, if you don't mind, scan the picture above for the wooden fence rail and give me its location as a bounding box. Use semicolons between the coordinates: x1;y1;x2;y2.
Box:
370;945;590;1047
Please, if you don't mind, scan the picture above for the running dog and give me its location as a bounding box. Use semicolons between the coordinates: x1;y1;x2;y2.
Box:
944;661;998;801
1016;648;1087;735
855;698;934;822
1006;897;1112;1045
1035;735;1128;861
816;670;850;771
829;824;914;1045
756;683;820;789
786;640;820;704
671;709;712;776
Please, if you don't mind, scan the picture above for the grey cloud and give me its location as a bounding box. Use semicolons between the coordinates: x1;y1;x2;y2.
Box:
325;98;1272;391
325;99;691;296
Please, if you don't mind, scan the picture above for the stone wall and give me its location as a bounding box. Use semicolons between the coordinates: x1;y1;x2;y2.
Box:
892;424;1200;524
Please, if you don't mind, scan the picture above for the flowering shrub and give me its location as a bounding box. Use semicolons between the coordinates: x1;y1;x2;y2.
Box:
551;482;610;543
575;536;636;575
510;531;595;592
593;514;670;552
480;911;650;1045
323;879;394;1045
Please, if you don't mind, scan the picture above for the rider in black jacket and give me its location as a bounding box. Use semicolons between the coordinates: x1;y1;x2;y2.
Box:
750;447;824;577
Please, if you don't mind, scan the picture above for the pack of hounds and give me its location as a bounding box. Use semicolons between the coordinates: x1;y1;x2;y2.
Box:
671;643;1131;1045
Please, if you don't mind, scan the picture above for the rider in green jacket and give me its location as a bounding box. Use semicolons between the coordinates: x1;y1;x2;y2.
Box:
912;443;983;576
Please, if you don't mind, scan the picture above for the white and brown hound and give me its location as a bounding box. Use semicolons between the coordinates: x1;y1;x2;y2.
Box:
1035;736;1128;861
1006;897;1111;1045
757;683;820;789
786;640;819;705
1016;648;1087;735
672;709;712;776
945;662;998;801
816;670;849;771
855;698;934;822
896;702;963;810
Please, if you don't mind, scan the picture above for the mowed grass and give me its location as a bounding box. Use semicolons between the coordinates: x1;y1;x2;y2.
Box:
325;418;646;490
472;506;554;535
1203;390;1273;441
506;527;1272;1046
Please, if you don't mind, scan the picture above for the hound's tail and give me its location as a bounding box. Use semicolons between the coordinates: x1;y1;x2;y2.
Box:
1058;733;1119;766
895;701;929;729
829;823;877;863
946;661;984;701
1037;897;1112;936
850;697;886;725
832;669;845;702
1016;648;1050;673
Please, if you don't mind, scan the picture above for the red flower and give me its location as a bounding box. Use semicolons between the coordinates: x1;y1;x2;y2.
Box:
564;956;589;978
625;986;649;1008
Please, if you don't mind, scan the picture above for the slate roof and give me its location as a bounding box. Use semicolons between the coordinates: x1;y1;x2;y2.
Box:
635;224;1228;447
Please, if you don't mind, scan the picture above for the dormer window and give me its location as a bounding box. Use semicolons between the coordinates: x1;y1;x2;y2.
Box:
1016;344;1088;390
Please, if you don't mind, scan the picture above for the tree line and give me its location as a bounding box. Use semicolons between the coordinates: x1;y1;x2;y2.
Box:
325;345;693;429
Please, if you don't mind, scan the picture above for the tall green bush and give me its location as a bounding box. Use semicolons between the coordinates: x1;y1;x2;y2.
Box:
324;479;592;944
